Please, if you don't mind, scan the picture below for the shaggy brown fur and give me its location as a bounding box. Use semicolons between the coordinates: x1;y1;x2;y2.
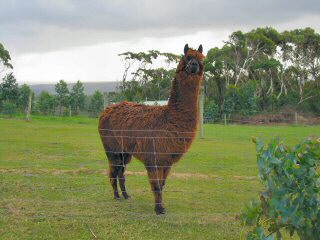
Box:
98;44;205;214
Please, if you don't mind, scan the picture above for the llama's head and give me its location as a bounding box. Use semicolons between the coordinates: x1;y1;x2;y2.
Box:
182;44;205;75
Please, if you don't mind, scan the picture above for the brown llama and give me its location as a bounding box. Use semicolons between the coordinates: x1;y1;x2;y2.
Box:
98;44;205;214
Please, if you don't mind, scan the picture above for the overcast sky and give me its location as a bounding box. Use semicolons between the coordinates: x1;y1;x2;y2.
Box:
1;0;320;84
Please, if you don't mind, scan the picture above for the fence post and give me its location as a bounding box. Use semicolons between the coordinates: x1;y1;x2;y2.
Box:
26;91;32;121
198;91;204;139
295;112;298;125
104;92;109;109
224;114;227;125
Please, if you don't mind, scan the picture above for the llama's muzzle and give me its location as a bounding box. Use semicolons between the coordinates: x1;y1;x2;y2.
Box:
187;59;199;74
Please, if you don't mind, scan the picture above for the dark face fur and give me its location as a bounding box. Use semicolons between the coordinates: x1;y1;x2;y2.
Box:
183;44;204;75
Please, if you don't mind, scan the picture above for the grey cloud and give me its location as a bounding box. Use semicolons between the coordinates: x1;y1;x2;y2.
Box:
1;0;320;53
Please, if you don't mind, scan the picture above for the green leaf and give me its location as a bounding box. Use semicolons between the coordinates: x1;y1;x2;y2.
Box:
242;137;320;240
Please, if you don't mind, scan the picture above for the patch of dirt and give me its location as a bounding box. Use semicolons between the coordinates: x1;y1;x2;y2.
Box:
233;175;257;181
0;168;257;181
125;171;217;179
2;201;29;218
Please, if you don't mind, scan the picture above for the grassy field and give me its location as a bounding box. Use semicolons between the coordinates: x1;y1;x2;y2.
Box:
0;115;319;239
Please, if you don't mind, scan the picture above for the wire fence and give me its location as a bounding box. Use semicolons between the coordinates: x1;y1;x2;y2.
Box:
2;110;320;125
205;111;320;125
1;119;319;238
1;131;257;216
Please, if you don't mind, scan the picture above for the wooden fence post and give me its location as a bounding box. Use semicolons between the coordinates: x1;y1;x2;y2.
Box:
199;91;204;139
104;92;109;109
224;114;227;125
26;91;32;121
295;112;298;125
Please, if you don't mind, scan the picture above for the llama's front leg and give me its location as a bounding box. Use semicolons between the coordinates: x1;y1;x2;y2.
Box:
146;166;165;215
109;164;120;199
118;166;130;199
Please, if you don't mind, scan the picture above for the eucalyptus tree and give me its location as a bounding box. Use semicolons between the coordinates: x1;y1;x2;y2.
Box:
204;46;233;112
0;73;19;103
281;28;320;103
55;80;69;116
118;50;180;101
37;91;56;115
17;84;33;113
89;90;104;117
0;73;19;114
70;80;85;115
0;43;12;72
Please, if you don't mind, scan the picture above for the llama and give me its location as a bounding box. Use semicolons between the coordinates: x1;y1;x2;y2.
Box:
98;44;205;214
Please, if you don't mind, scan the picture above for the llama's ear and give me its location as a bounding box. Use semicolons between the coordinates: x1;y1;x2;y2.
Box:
184;44;189;55
198;44;203;53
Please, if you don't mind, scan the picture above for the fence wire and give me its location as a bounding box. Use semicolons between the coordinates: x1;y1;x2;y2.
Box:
1;122;319;231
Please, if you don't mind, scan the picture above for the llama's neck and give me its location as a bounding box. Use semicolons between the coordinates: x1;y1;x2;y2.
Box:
166;71;203;132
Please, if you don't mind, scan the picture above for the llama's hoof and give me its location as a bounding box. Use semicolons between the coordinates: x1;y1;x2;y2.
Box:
155;206;166;215
114;193;121;200
122;193;131;199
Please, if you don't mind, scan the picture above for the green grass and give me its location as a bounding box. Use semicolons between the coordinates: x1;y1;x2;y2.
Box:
0;116;319;239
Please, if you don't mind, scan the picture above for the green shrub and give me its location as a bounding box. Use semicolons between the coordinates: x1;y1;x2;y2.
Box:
223;83;258;116
241;137;320;240
1;100;16;115
223;85;239;115
204;100;220;122
239;82;258;116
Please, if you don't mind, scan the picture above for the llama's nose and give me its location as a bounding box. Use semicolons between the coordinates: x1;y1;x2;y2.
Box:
190;61;199;73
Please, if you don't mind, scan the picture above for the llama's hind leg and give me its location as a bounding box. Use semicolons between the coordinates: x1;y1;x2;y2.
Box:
106;152;121;199
118;153;132;199
108;163;121;199
118;165;130;199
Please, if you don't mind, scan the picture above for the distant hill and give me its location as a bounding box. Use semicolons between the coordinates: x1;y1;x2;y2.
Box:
30;81;120;95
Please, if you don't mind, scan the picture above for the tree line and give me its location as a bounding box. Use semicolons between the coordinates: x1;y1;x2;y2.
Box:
1;42;105;117
114;27;320;120
36;79;104;117
0;75;104;117
1;27;320;120
204;27;320;120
